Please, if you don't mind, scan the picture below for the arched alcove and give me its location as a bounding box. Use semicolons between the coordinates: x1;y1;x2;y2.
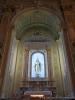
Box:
1;8;74;98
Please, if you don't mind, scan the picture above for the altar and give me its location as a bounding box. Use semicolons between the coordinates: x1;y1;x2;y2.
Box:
15;81;56;98
24;90;52;96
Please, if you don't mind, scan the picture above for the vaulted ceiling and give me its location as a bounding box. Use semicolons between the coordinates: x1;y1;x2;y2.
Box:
0;0;75;43
14;9;60;41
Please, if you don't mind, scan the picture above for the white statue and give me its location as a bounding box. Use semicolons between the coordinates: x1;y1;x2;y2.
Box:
34;58;41;77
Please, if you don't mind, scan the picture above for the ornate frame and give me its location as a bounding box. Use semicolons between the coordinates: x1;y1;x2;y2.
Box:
28;49;48;81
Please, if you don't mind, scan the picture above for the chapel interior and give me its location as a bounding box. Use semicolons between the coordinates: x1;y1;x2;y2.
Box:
0;0;75;99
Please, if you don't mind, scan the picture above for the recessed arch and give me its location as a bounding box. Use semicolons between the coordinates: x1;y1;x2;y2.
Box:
11;7;62;24
28;50;48;80
1;1;74;98
11;8;62;41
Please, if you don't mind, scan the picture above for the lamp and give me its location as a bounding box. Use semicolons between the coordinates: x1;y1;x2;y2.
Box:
30;95;44;98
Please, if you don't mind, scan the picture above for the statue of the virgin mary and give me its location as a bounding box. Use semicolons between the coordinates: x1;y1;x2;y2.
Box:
34;58;41;77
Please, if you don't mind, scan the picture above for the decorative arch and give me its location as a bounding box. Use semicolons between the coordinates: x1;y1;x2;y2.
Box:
11;8;62;41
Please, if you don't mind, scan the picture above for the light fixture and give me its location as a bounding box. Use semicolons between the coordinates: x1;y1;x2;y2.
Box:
30;95;44;98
